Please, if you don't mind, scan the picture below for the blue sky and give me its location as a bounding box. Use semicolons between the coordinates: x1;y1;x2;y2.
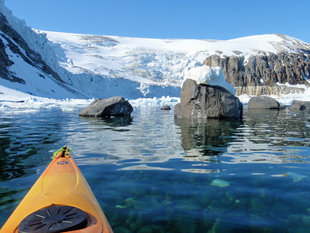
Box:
5;0;310;43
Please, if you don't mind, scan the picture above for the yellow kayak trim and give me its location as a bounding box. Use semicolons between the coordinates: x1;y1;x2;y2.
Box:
0;148;113;233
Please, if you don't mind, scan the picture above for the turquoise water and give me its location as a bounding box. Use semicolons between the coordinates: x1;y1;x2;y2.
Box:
1;106;310;233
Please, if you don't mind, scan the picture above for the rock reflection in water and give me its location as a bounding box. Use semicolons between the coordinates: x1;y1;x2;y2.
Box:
75;108;183;167
175;117;240;162
246;108;310;148
246;108;280;122
225;108;310;164
79;116;133;128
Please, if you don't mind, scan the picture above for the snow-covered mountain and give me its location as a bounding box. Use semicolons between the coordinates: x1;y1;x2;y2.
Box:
44;31;310;96
1;0;310;100
0;0;88;99
44;31;310;86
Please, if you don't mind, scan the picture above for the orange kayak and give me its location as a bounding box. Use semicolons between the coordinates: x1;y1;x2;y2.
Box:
0;147;113;233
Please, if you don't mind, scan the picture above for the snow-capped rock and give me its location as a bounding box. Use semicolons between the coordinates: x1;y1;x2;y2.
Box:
183;65;235;95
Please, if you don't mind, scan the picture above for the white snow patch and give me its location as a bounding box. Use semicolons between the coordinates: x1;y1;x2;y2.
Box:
0;85;90;113
238;89;310;107
0;84;179;113
270;88;310;106
238;94;252;105
183;65;236;95
276;82;308;90
129;96;179;108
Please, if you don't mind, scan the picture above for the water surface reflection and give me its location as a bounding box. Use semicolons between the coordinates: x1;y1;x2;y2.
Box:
1;106;310;232
175;117;240;161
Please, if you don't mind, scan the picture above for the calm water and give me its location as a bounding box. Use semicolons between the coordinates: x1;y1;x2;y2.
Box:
1;105;310;233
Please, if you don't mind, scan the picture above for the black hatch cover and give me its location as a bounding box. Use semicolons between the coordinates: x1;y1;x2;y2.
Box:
18;204;87;233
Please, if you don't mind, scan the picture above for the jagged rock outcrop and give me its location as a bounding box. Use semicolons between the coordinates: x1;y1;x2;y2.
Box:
79;97;133;117
0;14;64;84
203;52;310;95
174;79;242;119
0;36;15;81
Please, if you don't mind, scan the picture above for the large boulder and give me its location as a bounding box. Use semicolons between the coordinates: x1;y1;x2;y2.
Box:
248;96;280;109
79;97;133;117
290;100;310;110
174;79;243;119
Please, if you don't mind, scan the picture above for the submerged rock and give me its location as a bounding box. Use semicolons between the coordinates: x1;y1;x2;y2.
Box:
248;96;280;109
174;79;242;119
79;97;133;117
210;179;230;188
288;172;307;183
124;197;136;207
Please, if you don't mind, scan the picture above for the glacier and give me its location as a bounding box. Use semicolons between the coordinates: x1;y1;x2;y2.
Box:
1;0;310;110
43;30;310;99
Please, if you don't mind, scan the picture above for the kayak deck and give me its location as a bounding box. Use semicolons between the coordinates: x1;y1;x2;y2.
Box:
0;149;113;233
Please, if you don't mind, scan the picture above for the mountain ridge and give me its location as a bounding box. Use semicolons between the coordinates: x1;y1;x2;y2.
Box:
1;0;310;99
43;31;310;96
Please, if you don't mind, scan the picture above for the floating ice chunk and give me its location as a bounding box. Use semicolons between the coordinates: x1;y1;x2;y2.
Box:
184;65;236;95
129;96;180;107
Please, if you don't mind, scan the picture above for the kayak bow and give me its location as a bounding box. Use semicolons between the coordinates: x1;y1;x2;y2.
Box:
0;147;113;233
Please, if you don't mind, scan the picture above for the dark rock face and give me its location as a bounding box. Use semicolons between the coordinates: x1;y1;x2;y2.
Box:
248;96;280;109
174;79;243;119
290;100;310;110
204;52;310;95
79;97;133;117
0;37;14;81
0;13;64;84
0;18;25;84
